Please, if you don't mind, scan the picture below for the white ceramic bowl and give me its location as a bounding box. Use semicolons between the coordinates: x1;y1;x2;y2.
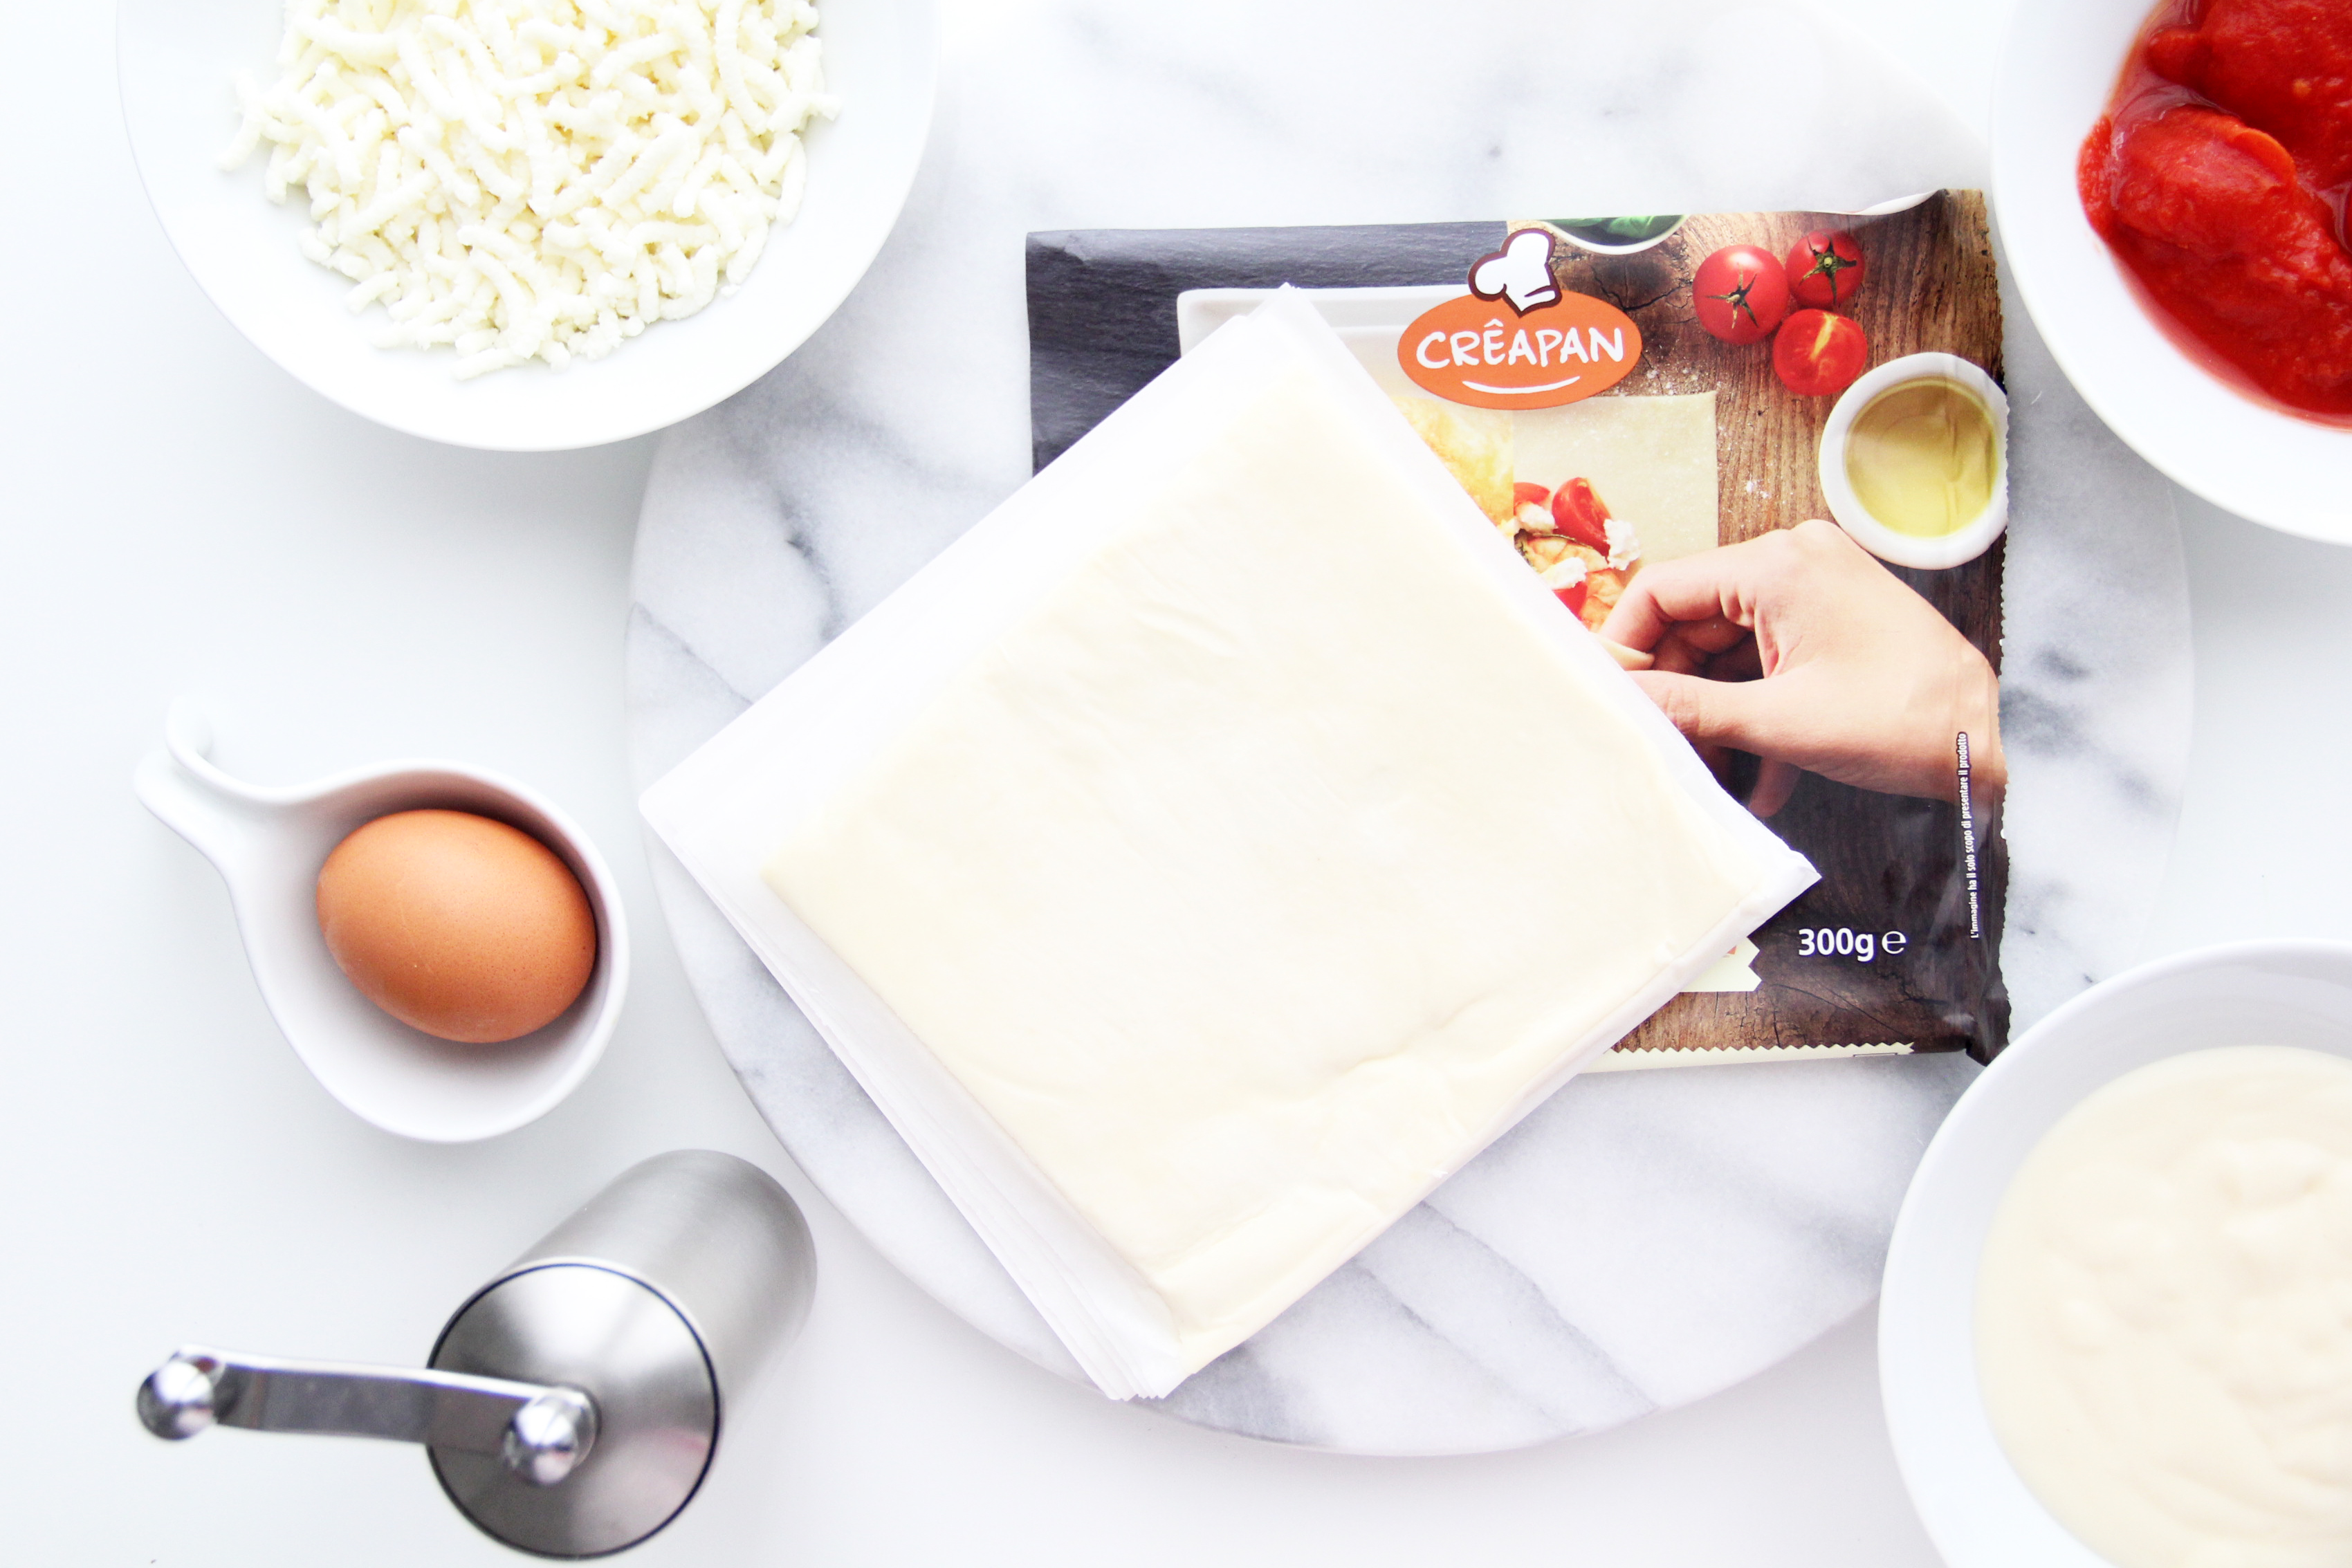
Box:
136;703;629;1142
1881;940;2352;1566
1992;0;2352;541
116;0;936;452
1817;352;2009;571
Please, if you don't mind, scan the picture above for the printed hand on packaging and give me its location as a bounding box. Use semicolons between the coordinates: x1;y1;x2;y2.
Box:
1599;519;2004;817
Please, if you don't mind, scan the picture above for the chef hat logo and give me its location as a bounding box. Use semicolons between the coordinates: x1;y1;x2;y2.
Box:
1468;229;1561;315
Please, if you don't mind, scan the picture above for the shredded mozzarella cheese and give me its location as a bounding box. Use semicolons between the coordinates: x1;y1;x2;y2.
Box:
224;0;836;379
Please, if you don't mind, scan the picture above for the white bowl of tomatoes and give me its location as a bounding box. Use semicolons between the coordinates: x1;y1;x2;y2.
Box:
1993;0;2352;541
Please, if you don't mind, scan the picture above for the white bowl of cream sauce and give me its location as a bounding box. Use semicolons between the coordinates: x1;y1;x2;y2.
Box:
1882;941;2352;1568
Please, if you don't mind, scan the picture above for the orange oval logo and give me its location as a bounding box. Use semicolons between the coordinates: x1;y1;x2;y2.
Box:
1399;292;1644;410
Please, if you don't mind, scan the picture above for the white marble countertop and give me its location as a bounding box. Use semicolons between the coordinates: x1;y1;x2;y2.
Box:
623;0;2188;1455
1;0;2335;1561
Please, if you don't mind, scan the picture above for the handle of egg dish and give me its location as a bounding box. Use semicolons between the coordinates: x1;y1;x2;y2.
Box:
132;700;282;878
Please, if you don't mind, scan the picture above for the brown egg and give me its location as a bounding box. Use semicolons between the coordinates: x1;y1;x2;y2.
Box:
317;809;598;1044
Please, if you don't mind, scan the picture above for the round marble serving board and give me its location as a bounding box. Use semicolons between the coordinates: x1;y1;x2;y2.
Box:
624;0;2191;1454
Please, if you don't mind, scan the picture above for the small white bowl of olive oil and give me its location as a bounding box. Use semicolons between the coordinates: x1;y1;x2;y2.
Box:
1818;353;2009;571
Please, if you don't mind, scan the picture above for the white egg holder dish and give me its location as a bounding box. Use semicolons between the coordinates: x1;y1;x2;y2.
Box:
1880;940;2352;1567
1816;351;2009;571
136;703;629;1142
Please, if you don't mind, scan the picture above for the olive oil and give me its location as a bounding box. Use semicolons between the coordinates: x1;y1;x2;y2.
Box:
1844;379;1998;538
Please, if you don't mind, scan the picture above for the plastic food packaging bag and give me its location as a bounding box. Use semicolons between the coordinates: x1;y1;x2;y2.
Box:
1028;191;2010;1067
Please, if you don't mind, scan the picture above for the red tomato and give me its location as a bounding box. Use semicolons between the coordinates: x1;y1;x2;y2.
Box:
1785;230;1866;308
1549;477;1613;553
1692;245;1790;345
1512;481;1552;510
1554;580;1590;618
1774;310;1869;396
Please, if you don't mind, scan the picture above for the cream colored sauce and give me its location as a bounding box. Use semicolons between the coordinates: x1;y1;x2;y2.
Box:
1844;378;1996;538
1977;1045;2352;1568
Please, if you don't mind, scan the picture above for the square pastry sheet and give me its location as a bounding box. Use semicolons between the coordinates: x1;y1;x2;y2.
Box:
642;291;1817;1398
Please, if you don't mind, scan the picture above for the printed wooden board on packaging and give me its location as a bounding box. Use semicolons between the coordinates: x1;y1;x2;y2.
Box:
1027;191;2009;1062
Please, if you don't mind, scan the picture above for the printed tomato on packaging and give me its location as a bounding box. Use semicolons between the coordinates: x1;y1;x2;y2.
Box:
1774;308;1868;396
1786;230;1866;308
1693;244;1791;344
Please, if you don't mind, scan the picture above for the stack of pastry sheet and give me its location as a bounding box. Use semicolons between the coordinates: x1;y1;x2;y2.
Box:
641;291;1818;1399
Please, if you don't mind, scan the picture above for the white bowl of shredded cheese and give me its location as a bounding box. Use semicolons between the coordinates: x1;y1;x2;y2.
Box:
118;0;935;450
